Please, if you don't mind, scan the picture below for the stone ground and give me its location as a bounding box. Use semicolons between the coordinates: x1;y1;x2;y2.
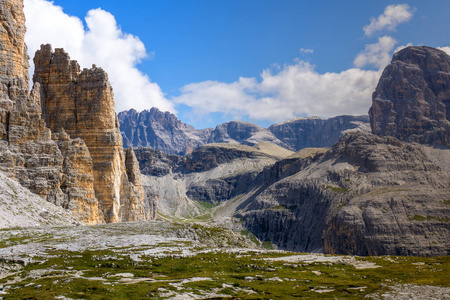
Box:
0;220;448;299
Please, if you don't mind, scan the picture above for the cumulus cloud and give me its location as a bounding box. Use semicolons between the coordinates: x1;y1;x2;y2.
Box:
363;4;415;37
174;61;380;123
354;36;398;70
24;0;174;113
438;47;450;56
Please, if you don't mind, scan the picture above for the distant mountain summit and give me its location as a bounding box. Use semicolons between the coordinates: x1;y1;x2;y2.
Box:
119;108;370;155
370;46;450;146
269;115;370;151
119;108;212;155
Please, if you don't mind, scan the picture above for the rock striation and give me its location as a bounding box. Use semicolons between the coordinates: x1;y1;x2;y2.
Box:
0;0;101;224
119;108;369;155
0;0;150;225
239;132;450;256
370;46;450;146
32;45;148;223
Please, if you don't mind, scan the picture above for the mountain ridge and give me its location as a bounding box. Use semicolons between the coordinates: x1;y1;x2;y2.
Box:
119;108;370;155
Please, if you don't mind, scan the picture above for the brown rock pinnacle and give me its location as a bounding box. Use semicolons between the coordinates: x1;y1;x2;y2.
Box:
33;44;148;223
0;0;101;224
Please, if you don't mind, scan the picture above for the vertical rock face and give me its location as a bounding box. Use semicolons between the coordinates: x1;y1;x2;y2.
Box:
33;45;148;223
0;0;101;224
370;46;450;146
0;0;28;99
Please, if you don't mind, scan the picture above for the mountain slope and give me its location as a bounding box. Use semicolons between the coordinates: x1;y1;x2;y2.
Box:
0;171;80;228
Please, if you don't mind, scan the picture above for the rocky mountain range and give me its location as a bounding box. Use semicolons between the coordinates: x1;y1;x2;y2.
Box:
119;108;370;155
0;0;448;259
135;46;450;256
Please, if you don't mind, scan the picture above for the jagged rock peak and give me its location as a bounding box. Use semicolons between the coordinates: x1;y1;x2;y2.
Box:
118;107;212;155
33;44;150;223
369;46;450;147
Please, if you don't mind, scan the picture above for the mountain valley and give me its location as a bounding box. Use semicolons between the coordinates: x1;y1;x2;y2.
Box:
0;0;449;298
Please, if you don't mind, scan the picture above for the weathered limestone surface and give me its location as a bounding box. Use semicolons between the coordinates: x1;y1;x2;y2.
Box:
33;45;148;223
370;46;450;146
0;0;101;224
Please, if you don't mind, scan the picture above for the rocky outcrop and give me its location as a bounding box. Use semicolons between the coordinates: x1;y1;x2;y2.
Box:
269;115;370;151
208;121;287;148
370;46;450;146
32;45;148;223
239;132;450;256
118;108;212;155
0;0;101;224
137;143;281;217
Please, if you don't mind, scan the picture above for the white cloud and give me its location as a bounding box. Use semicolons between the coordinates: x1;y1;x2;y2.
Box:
363;4;415;36
174;61;380;123
354;36;398;70
299;48;314;54
438;47;450;56
24;0;174;113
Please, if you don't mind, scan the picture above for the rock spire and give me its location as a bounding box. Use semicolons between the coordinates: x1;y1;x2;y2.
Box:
33;44;149;223
370;46;450;146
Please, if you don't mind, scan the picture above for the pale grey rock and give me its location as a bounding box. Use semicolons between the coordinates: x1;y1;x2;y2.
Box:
370;46;450;146
137;143;280;217
119;108;212;155
269;115;370;151
0;171;80;229
208;121;287;148
239;132;450;256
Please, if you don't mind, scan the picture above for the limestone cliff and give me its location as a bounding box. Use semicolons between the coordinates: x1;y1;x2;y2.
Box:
370;46;450;146
239;132;450;256
0;0;101;224
33;45;149;223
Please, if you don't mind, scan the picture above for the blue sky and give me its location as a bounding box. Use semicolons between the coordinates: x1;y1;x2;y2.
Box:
24;0;450;129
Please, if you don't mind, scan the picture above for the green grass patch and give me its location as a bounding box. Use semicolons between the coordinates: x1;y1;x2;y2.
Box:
324;185;349;193
261;240;275;250
195;200;218;210
411;214;426;221
272;205;287;210
241;230;261;246
426;216;450;222
2;248;450;299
